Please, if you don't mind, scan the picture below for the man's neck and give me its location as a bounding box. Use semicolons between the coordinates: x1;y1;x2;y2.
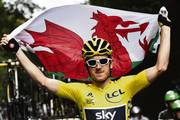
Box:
93;78;111;89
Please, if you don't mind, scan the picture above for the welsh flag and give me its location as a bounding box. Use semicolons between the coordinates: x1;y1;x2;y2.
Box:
9;5;159;80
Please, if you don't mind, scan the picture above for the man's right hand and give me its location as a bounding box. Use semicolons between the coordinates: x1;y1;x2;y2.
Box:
1;34;20;53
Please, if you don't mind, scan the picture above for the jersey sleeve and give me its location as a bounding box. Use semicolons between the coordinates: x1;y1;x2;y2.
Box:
120;70;150;97
55;81;82;102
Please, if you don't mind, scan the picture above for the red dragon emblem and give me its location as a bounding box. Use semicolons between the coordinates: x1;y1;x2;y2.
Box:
91;11;149;77
25;10;149;79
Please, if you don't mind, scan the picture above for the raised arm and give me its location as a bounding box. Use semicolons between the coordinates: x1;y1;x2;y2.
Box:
0;34;61;93
146;7;171;83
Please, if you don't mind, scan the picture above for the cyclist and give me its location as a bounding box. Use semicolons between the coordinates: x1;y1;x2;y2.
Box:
158;90;180;120
1;7;171;120
171;99;180;120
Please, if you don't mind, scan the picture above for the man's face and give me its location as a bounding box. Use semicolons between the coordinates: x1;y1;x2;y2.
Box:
86;55;112;82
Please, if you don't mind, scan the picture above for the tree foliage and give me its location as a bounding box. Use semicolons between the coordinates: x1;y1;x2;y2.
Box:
0;0;42;36
0;0;42;99
0;0;42;61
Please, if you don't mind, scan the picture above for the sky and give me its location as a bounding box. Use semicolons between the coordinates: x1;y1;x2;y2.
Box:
3;0;87;17
3;0;87;8
31;0;87;17
32;0;87;9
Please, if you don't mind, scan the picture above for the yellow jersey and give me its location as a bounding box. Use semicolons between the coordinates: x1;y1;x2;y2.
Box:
55;70;150;120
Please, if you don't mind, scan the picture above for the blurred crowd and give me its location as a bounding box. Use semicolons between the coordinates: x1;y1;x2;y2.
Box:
130;89;180;120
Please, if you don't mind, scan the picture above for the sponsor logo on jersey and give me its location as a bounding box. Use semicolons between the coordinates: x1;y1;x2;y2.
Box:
86;92;95;104
87;92;93;97
105;89;125;103
84;105;126;120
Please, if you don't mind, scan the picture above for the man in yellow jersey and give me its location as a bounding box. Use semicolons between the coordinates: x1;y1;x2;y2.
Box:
1;7;171;120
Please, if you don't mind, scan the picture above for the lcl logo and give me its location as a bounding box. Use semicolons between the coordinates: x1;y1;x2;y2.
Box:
105;89;125;103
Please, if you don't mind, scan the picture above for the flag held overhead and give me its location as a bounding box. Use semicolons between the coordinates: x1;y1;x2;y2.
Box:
9;5;159;80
